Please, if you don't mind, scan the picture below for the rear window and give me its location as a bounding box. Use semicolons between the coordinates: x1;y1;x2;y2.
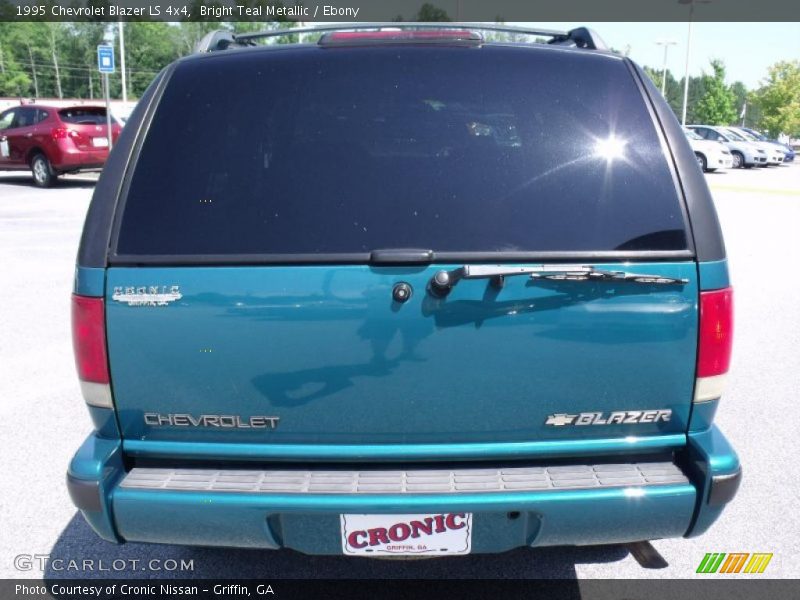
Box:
116;46;688;257
59;107;114;125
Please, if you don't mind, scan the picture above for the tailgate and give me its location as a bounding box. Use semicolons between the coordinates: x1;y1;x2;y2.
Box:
106;263;697;445
103;46;700;453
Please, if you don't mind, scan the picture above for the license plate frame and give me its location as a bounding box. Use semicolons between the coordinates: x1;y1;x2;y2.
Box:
340;513;472;556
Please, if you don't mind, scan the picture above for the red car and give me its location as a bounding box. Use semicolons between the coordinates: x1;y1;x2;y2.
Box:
0;104;121;187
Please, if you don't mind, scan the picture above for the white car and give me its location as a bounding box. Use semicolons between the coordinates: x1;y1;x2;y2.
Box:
725;127;784;166
684;128;732;172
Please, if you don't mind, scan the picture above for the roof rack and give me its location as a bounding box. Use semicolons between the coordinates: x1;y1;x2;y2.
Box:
195;23;607;53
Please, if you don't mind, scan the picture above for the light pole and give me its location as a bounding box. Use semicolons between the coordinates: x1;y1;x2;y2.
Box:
655;39;677;95
679;0;712;125
118;21;127;104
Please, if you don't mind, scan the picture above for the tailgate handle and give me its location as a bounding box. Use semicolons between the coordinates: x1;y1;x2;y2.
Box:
428;264;689;297
370;248;434;265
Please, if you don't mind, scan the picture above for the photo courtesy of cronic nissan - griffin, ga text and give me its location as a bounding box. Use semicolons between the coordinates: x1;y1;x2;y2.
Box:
67;23;740;558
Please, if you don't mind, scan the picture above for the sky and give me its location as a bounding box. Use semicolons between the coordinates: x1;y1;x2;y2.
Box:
523;22;800;89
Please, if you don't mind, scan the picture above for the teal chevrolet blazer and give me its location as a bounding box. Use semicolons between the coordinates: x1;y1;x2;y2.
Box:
67;24;740;557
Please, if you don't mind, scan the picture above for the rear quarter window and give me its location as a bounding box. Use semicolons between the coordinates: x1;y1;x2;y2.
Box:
116;46;688;258
0;110;13;129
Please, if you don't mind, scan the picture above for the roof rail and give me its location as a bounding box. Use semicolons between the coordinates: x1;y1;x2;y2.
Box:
195;23;607;53
196;30;239;53
550;27;608;50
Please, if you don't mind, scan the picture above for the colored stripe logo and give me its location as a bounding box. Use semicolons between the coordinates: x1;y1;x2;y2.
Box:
697;553;773;574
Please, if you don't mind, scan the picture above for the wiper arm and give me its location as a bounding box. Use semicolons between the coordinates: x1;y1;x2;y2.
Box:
428;264;688;297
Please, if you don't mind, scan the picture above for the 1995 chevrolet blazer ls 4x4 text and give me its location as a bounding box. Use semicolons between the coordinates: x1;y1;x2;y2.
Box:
67;24;740;557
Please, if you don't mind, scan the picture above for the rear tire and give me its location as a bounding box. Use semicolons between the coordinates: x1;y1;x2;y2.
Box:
731;151;744;169
695;153;707;172
31;153;57;188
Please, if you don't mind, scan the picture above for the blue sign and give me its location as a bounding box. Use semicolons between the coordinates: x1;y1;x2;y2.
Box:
97;45;115;74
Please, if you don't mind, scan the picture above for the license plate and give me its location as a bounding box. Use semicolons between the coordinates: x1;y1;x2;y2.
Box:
92;137;109;148
341;513;472;556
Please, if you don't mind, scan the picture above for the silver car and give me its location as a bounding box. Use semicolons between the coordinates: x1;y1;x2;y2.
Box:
688;125;767;169
726;127;784;166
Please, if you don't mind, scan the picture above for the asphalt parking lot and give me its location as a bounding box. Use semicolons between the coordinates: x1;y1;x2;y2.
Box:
1;163;798;580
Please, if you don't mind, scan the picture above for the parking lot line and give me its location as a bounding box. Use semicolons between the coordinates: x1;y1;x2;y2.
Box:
708;184;800;196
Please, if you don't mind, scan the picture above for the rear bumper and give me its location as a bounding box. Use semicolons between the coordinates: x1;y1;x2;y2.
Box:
67;427;740;553
50;143;109;171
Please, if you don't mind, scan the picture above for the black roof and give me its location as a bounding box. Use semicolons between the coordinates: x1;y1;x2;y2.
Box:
194;24;609;54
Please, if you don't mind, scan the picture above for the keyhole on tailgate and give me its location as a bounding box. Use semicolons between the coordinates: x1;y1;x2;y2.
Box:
392;282;413;303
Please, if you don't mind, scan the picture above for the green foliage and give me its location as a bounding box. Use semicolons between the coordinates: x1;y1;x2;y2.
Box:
729;80;747;115
642;65;684;117
415;3;450;21
395;3;451;21
0;24;31;96
174;21;228;54
752;60;800;137
643;60;750;126
58;23;107;99
117;22;181;97
481;21;537;43
693;59;738;125
684;73;707;124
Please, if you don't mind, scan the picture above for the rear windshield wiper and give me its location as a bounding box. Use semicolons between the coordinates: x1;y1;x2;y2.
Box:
428;264;688;297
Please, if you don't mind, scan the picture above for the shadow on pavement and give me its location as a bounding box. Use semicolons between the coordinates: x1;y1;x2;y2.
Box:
45;513;629;581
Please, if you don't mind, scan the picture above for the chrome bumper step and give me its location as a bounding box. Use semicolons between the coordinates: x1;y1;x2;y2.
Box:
120;461;688;494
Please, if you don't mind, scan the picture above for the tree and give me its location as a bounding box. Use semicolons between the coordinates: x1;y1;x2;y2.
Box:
174;21;225;55
483;20;539;43
693;59;737;125
415;3;450;21
684;74;708;124
393;3;451;21
729;80;747;121
752;60;800;137
0;24;31;96
60;23;109;100
45;23;64;98
642;66;695;122
6;22;49;97
113;22;182;98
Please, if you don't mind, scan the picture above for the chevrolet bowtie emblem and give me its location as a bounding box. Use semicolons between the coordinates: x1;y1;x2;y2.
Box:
545;413;577;426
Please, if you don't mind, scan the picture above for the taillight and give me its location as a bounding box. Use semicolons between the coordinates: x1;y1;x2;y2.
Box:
695;287;734;402
71;294;113;408
52;128;83;142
